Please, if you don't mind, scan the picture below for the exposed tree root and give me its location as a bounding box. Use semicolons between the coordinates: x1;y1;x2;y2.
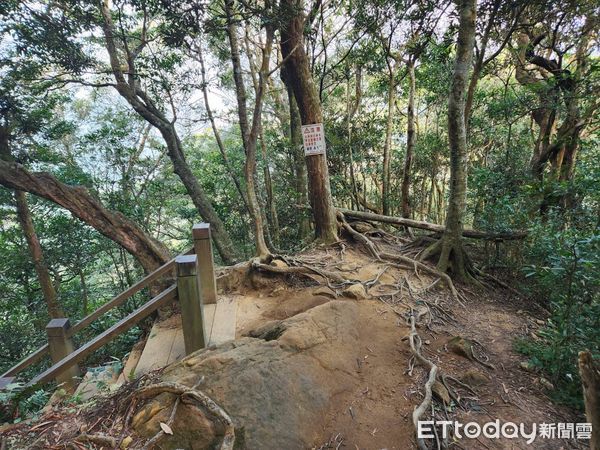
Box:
337;211;381;260
134;382;235;450
337;211;466;307
251;257;352;287
76;433;117;448
380;252;465;307
407;310;439;450
418;237;481;285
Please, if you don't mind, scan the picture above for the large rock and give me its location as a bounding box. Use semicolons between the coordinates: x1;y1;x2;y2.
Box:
132;301;361;449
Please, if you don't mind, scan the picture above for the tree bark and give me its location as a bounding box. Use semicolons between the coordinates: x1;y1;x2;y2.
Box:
0;160;171;274
280;0;338;243
426;0;477;280
401;60;416;219
99;0;236;264
14;190;65;319
281;65;310;239
382;63;398;216
345;69;362;211
579;351;600;450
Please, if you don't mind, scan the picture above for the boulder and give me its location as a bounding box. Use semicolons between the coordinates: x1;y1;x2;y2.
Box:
132;301;361;449
271;259;288;269
447;336;473;360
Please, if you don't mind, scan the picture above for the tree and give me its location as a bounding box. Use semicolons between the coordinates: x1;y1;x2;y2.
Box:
97;0;237;264
223;0;274;259
13;190;65;319
280;0;338;243
515;8;598;214
421;0;477;281
0;65;171;274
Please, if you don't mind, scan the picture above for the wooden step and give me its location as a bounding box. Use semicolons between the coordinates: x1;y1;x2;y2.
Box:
207;297;237;345
133;299;237;377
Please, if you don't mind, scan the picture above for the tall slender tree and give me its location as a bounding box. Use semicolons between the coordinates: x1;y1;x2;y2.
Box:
98;0;237;263
224;0;274;259
14;191;64;319
421;0;477;280
280;0;338;243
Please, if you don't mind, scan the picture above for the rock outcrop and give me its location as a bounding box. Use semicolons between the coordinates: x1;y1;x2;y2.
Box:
132;301;361;449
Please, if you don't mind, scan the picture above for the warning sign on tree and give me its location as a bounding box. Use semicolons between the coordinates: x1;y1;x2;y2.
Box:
302;123;326;156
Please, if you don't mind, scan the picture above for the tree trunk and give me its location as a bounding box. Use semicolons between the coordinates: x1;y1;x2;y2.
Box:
339;208;526;240
424;0;477;281
14;190;65;319
579;351;600;450
281;65;310;239
260;131;280;244
78;267;90;316
401;60;416;219
280;0;338;243
382;63;398;216
196;41;250;213
0;160;171;274
345;70;362;211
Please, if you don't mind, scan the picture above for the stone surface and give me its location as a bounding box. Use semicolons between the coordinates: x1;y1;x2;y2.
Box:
271;259;288;269
134;299;236;378
447;336;473;360
312;286;337;299
520;361;537;372
73;364;120;402
132;301;361;450
342;283;368;300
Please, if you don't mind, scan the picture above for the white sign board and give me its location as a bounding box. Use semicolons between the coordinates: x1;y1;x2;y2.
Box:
302;123;326;156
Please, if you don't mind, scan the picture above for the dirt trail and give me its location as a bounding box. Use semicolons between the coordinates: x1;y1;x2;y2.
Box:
1;242;585;450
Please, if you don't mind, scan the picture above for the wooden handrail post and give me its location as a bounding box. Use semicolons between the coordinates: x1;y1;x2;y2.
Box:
46;319;80;390
192;223;217;305
176;255;206;354
0;377;15;389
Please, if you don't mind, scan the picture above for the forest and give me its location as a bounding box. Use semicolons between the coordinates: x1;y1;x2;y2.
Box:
0;0;599;448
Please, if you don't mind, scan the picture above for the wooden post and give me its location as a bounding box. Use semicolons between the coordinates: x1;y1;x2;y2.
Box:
192;223;218;305
176;255;206;354
0;377;15;389
46;318;80;390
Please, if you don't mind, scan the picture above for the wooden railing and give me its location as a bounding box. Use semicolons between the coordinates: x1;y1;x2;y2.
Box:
0;223;218;390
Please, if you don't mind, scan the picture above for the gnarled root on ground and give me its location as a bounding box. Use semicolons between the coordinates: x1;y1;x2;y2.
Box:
251;213;467;311
418;237;481;286
379;252;465;307
134;382;234;450
251;257;353;288
407;310;439;450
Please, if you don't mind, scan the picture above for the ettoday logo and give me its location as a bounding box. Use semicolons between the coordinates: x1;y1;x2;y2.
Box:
418;420;592;444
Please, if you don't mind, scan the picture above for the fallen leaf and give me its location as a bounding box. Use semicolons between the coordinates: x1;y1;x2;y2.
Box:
160;422;173;435
120;436;133;449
